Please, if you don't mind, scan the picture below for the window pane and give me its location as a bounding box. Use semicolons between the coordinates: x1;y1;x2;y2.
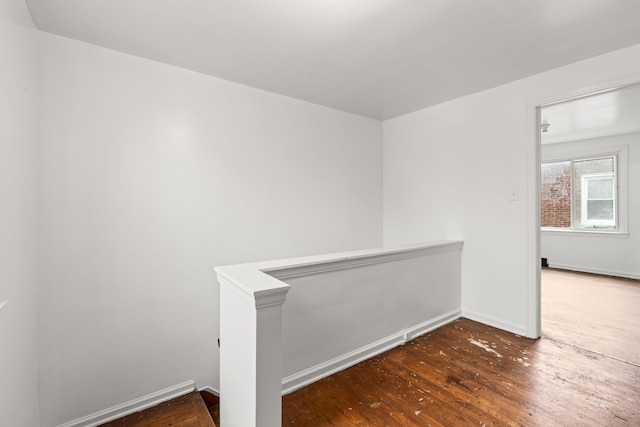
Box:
588;177;613;199
574;156;615;229
587;200;613;220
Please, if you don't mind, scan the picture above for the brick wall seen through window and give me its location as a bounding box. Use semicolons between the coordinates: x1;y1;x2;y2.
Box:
541;161;571;228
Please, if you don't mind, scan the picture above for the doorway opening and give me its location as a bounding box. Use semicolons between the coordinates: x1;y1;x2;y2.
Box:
538;84;640;365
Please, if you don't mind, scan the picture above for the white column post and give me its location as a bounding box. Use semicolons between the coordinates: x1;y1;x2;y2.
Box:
217;272;289;427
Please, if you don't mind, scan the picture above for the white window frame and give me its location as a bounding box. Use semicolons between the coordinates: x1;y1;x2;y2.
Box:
580;172;616;228
541;145;628;235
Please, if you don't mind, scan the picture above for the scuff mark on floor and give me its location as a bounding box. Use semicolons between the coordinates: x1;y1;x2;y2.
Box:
468;339;504;358
498;336;513;345
513;357;531;367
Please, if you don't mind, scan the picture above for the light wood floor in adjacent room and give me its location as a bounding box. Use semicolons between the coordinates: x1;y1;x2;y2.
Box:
541;267;640;366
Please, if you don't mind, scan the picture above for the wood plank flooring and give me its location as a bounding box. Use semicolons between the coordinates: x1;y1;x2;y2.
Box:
99;391;216;427
282;317;640;426
541;268;640;366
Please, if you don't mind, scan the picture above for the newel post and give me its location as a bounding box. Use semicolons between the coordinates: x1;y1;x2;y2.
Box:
217;269;290;427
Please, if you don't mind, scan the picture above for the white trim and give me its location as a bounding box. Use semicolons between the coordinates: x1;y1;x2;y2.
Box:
268;241;463;280
281;309;461;395
547;263;640;281
524;101;542;338
541;228;629;238
541;144;628;163
462;309;529;337
57;381;195;427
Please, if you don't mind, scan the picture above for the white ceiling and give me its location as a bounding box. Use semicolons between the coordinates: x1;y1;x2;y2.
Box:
25;0;640;120
541;84;640;145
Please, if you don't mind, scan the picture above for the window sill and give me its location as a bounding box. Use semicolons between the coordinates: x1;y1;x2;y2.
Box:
541;228;629;238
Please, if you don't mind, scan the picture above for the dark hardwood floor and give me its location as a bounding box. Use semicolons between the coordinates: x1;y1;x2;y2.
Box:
98;391;216;427
282;317;640;426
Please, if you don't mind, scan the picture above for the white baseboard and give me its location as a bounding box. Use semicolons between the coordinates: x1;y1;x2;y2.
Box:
462;309;529;337
281;309;461;395
548;263;640;280
57;380;195;427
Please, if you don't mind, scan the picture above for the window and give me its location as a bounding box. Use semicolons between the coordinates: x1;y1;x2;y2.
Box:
581;173;615;227
541;154;620;231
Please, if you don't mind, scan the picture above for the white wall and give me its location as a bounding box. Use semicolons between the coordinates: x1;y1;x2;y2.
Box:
383;43;640;336
37;33;382;426
541;133;640;279
0;0;40;425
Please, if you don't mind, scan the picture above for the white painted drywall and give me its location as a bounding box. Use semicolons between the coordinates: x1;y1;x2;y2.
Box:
383;43;640;335
0;0;40;425
37;33;382;426
541;132;640;279
279;242;462;383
